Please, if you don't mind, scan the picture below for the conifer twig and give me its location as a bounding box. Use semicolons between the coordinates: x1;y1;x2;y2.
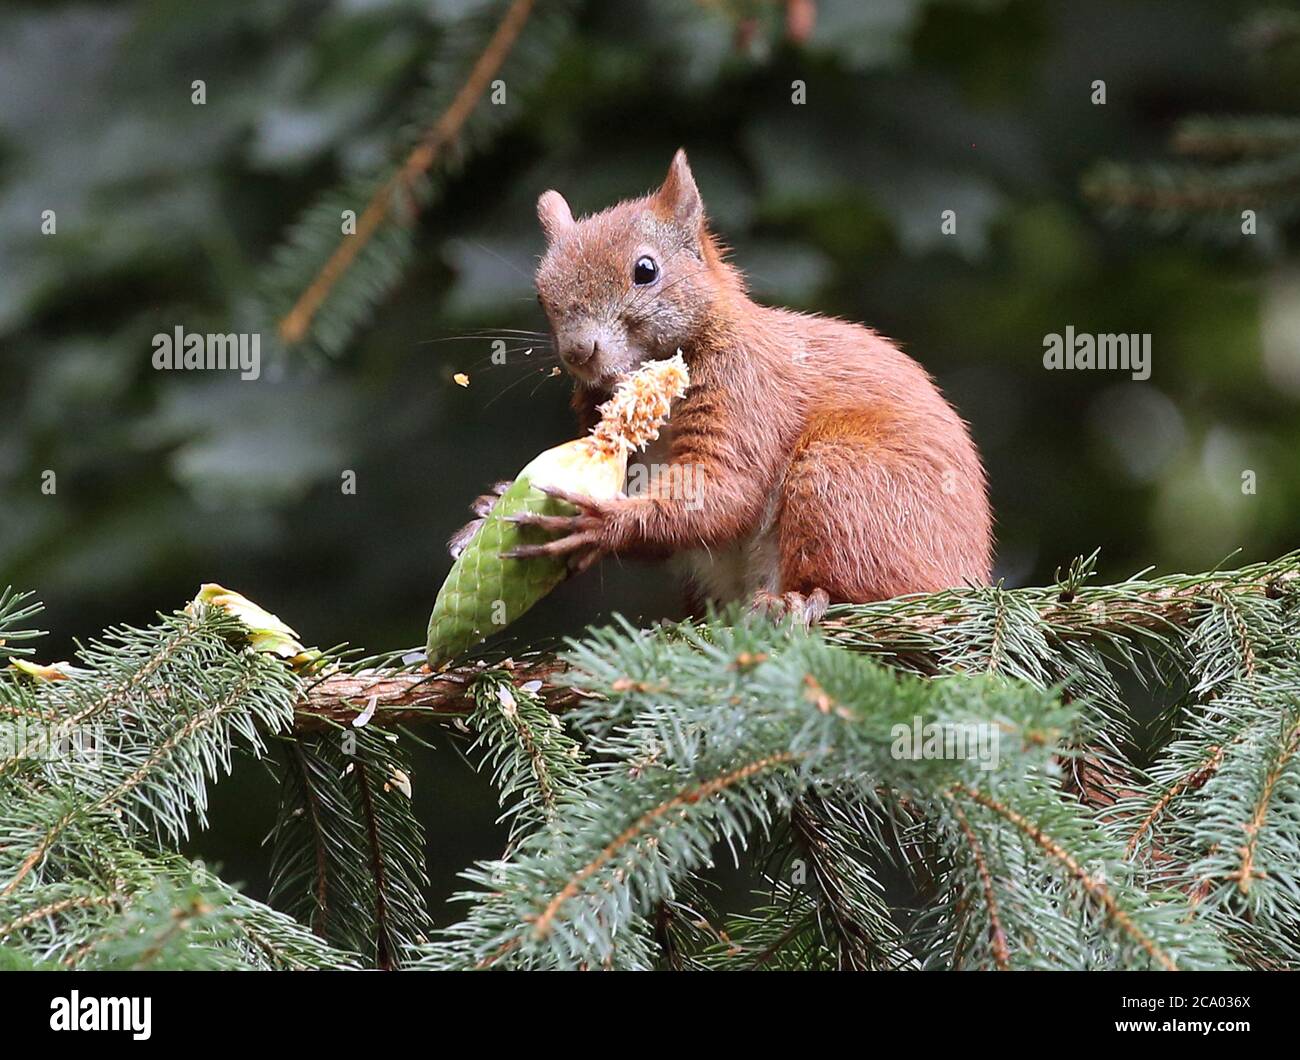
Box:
292;554;1300;729
294;658;580;730
528;752;803;943
955;786;1178;971
1232;716;1300;895
1125;745;1224;858
277;0;536;345
944;794;1011;970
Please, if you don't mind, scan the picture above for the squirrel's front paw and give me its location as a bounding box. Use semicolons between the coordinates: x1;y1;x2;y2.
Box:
447;480;513;558
500;486;622;575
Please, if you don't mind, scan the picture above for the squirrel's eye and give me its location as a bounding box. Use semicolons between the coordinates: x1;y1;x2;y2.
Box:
633;255;659;286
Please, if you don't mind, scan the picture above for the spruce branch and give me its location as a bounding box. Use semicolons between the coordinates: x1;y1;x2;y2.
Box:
288;552;1300;730
692;880;843;971
294;658;581;730
264;0;576;357
268;725;431;968
1085;154;1300;215
0;608;213;781
0;599;360;970
954;785;1177;970
277;0;534;345
1107;579;1300;970
0;836;357;970
1172;116;1300;159
0;587;43;665
6;549;1300;971
467;671;585;843
942;794;1011;970
417;619;1095;970
789;794;917;970
1;608;298;897
1084;23;1300;234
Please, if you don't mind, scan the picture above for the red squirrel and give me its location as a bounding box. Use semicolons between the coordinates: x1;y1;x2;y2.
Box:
462;150;993;621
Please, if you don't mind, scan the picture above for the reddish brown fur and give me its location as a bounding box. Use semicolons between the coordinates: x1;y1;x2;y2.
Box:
531;151;993;604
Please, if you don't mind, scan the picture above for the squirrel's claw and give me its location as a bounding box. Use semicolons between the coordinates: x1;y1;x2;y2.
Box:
501;530;604;565
470;481;513;517
449;481;515;557
448;518;484;559
535;484;605;513
505;512;600;534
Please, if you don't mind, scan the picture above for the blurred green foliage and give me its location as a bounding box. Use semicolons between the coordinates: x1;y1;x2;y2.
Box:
2;0;1297;907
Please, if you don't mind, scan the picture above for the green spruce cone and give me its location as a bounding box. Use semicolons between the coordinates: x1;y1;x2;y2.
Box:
425;353;689;666
425;449;609;666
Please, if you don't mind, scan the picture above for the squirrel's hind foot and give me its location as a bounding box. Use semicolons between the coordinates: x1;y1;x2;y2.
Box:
748;588;829;629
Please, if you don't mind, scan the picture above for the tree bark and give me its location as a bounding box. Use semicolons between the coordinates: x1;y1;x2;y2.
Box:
294;658;581;730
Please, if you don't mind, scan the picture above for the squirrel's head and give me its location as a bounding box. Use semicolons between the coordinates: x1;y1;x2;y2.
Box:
535;149;727;388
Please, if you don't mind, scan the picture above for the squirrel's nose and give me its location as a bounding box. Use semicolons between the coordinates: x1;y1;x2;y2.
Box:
564;339;600;368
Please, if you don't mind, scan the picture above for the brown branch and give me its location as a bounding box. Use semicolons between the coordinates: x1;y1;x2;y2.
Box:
1084;169;1300;213
277;0;536;346
0;894;116;941
820;564;1300;654
944;793;1011;970
353;759;394;970
1172;125;1300;160
956;786;1178;971
291;559;1300;731
1126;745;1225;859
293;658;582;730
0;701;59;723
1233;715;1300;895
3;807;78;898
530;752;801;939
983;589;1008;673
750;916;812;969
485;681;562;814
1205;586;1260;677
283;741;332;936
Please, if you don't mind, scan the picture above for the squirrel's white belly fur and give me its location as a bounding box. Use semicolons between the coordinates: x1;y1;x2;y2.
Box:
629;429;782;603
674;512;781;602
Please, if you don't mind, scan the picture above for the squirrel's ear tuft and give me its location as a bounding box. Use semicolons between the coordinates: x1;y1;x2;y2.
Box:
654;148;703;232
537;190;575;242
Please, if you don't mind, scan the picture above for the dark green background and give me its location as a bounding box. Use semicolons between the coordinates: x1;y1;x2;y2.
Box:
2;0;1296;915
